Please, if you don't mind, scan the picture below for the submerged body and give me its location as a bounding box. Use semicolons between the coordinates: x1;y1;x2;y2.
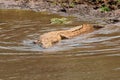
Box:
34;24;103;48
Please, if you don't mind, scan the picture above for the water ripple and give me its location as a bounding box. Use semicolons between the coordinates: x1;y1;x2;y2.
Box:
0;11;120;56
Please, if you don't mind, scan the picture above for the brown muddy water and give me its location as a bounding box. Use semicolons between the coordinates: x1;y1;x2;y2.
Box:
0;10;120;80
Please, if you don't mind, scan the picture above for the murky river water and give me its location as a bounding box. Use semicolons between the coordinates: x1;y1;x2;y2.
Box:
0;10;120;80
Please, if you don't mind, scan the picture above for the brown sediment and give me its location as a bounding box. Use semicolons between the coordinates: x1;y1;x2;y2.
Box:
0;0;120;26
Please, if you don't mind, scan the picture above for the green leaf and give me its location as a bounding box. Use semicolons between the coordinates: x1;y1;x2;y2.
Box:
50;18;72;24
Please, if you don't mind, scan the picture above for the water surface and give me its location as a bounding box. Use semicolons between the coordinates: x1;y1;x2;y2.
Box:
0;9;120;80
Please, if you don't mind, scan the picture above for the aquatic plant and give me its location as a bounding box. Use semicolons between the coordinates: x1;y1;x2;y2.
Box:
100;6;110;12
50;18;72;24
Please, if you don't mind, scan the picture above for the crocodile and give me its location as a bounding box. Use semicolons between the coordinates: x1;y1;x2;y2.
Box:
34;24;103;48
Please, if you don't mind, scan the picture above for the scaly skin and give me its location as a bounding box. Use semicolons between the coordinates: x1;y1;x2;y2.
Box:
34;24;102;48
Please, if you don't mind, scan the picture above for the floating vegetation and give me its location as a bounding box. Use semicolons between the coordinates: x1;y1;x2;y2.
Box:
100;6;110;12
50;18;72;24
